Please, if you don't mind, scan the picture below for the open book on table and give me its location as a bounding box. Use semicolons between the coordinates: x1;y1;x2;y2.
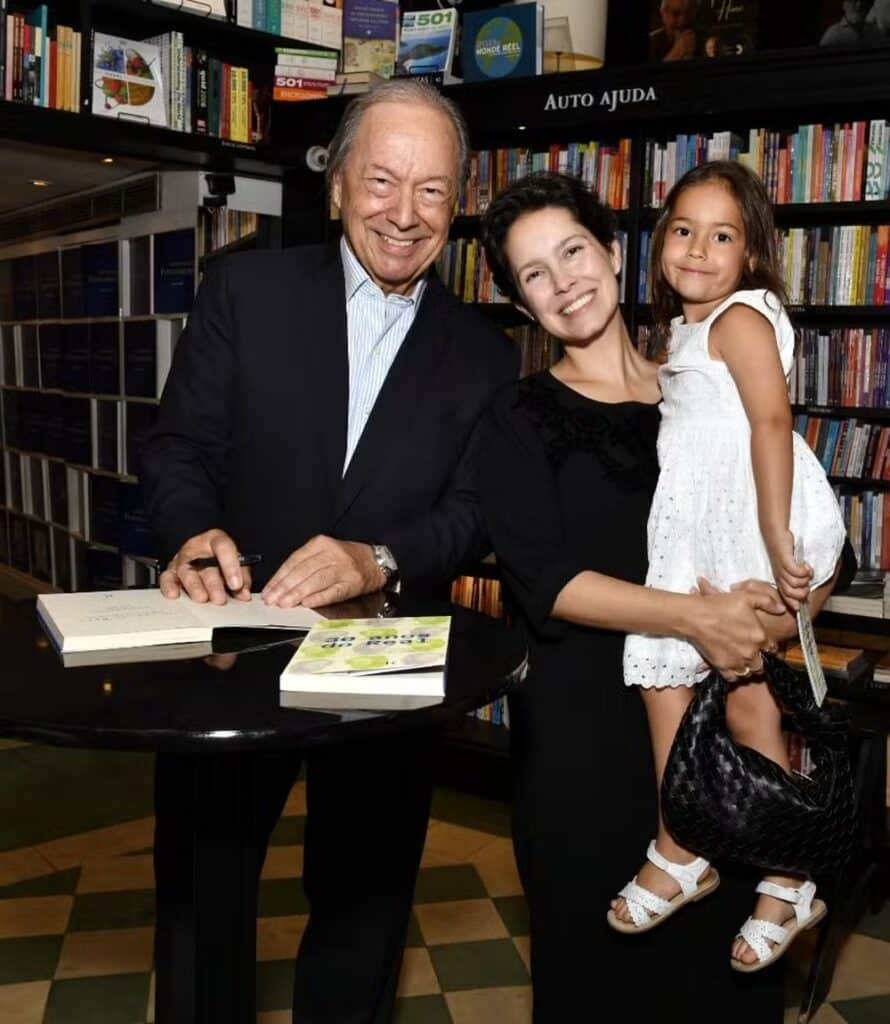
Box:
37;589;322;654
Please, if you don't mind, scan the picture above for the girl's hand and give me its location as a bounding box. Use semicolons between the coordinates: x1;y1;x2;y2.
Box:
766;529;812;610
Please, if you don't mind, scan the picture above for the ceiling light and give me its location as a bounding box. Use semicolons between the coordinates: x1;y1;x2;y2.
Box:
29;179;52;187
100;157;115;165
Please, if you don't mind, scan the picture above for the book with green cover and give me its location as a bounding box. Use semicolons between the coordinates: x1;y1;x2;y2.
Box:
280;616;450;696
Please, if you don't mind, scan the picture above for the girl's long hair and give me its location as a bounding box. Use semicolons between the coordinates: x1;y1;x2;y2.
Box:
648;160;788;360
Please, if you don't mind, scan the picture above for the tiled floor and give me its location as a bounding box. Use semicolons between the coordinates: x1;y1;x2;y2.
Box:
0;738;888;1023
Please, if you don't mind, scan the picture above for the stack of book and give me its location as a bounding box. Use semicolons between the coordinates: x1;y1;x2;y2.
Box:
823;572;889;619
273;46;338;102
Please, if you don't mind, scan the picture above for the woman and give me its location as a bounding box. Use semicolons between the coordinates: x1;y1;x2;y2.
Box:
472;173;851;1021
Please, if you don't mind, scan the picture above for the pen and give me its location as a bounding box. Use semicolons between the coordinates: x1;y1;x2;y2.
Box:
187;554;264;570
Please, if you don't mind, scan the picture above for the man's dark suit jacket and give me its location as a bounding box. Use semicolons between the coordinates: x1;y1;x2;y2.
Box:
141;244;518;589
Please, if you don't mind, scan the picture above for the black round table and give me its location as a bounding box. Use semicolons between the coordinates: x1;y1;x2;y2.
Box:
0;596;526;1024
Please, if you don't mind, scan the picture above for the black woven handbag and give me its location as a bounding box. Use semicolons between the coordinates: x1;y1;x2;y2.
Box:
661;652;857;878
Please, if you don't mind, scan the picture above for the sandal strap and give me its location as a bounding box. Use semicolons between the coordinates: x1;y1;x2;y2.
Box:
738;917;788;962
618;880;672;927
755;879;816;926
646;840;710;897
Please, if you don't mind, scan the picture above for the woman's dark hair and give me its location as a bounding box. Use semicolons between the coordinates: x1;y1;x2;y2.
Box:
649;160;787;358
481;172;618;305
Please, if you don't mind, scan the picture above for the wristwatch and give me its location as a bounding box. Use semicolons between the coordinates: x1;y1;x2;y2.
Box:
371;544;399;590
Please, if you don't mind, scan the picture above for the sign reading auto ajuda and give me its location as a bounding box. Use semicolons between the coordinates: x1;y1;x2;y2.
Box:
544;86;658;114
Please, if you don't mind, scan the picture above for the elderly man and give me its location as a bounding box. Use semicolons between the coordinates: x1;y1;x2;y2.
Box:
141;80;516;1023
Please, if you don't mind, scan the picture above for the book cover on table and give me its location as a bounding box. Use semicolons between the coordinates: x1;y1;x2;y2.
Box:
281;616;450;696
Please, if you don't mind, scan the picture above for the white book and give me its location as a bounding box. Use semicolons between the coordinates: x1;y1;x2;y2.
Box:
37;589;322;654
153;0;228;17
237;0;254;29
280;616;450;697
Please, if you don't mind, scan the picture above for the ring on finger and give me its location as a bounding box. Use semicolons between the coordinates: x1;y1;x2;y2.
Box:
739;666;752;678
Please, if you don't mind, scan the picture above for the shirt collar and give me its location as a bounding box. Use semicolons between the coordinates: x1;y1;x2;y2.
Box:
340;235;427;306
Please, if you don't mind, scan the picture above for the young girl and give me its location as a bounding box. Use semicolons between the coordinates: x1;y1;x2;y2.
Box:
612;161;846;970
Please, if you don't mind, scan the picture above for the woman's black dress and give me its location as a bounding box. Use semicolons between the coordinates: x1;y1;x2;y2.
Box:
474;371;783;1022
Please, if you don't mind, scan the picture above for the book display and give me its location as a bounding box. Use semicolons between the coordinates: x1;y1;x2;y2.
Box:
460;2;543;83
0;170;281;591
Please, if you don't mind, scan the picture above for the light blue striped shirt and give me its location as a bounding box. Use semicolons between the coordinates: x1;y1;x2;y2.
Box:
341;236;426;472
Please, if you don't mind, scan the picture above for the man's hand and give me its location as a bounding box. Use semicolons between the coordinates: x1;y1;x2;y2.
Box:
159;529;252;605
262;535;386;609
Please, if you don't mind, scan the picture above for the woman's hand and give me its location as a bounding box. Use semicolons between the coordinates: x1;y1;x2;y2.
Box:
686;578;785;681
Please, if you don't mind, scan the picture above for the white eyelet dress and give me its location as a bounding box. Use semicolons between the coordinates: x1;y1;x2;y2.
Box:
623;289;846;689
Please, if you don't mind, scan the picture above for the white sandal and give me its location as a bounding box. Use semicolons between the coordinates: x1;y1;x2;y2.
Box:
732;879;827;973
606;840;720;934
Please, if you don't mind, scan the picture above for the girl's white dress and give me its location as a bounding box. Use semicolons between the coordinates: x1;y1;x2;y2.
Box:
623;289;846;689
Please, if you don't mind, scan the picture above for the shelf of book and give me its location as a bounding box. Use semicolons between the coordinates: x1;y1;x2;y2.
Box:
0;0;344;163
92;0;327;53
0;170;281;592
792;406;890;420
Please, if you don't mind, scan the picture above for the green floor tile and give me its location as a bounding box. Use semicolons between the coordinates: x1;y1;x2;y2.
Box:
832;993;890;1023
68;890;155;932
493;895;530;937
256;958;295;1012
393;994;453;1024
414;865;488;905
0;867;80;899
258;877;309;918
430;788;511;838
0;746;154;851
853;901;890;944
44;972;151;1024
0;935;63;985
429;938;530;992
405;912;424;949
269;815;306;847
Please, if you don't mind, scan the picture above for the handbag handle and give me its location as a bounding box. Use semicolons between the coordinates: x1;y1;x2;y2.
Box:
759;652;850;749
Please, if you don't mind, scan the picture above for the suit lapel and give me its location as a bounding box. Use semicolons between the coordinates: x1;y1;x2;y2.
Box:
301;246;348;505
333;275;451;524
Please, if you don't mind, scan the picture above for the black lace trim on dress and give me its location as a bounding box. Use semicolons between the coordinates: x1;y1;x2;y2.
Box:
513;375;659;492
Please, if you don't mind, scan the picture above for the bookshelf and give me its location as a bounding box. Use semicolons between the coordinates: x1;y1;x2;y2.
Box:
403;48;890;775
3;27;890;777
0;169;281;590
0;0;341;175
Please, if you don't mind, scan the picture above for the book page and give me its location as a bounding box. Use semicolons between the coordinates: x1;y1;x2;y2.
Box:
189;596;322;631
39;590;209;642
